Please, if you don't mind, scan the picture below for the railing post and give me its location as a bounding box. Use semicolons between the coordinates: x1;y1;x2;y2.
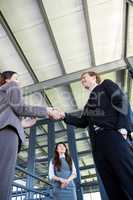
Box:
48;121;55;164
26;125;36;199
67;125;84;200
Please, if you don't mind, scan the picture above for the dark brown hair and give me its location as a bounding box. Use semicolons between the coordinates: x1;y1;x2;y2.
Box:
0;71;17;86
53;142;72;171
81;71;101;84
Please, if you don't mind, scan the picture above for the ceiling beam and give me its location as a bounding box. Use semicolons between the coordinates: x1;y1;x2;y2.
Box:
116;70;125;89
81;0;96;66
122;0;128;59
127;0;133;6
23;59;127;95
122;2;133;100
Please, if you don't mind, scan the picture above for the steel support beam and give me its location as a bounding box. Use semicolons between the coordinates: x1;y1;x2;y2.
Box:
116;70;125;89
122;0;128;59
127;0;133;6
82;0;96;66
23;59;127;95
123;2;133;100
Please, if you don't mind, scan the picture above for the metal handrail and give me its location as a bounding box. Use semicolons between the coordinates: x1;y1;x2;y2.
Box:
16;165;52;186
12;166;53;199
12;182;49;195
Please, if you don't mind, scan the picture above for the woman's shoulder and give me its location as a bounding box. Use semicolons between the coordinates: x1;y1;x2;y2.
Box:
0;81;19;91
7;81;19;88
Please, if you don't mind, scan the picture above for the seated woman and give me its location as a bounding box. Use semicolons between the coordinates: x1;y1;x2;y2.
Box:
49;142;77;200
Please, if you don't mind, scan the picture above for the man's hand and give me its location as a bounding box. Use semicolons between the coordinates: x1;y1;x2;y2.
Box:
47;107;65;120
118;128;128;140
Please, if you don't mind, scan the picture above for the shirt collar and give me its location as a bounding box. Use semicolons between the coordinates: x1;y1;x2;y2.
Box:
59;154;65;158
89;83;98;93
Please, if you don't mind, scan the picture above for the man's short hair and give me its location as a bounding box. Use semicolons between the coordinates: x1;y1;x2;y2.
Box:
81;71;101;84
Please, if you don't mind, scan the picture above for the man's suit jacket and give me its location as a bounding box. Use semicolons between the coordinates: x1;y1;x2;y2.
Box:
0;81;47;150
64;79;132;136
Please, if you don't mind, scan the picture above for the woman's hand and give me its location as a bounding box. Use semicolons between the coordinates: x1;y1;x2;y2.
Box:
47;107;65;120
21;117;37;128
60;178;70;188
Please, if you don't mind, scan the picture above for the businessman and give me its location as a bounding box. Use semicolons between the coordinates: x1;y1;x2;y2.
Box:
50;71;133;200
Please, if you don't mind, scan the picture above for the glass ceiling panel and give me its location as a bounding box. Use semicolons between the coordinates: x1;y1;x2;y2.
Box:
88;0;123;65
14;24;62;81
100;71;116;82
24;92;47;107
43;0;91;73
71;81;89;109
45;86;76;112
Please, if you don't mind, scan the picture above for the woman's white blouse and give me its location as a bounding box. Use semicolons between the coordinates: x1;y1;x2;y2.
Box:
48;157;77;180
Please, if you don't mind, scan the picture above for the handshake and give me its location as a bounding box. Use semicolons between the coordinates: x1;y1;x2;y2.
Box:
47;107;65;120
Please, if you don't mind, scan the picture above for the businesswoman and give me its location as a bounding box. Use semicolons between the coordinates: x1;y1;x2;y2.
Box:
0;71;56;200
49;142;77;200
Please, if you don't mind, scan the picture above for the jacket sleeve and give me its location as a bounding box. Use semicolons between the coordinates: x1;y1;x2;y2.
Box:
7;81;48;117
64;113;89;128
